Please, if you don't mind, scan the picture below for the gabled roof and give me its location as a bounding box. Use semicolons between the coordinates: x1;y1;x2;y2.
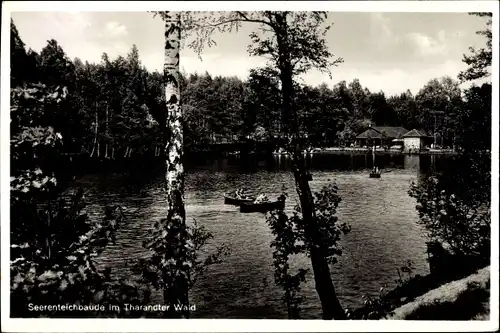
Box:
356;126;409;139
356;128;385;139
372;126;409;139
403;129;431;138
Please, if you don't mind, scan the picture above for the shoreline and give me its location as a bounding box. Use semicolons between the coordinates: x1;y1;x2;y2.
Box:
274;148;457;156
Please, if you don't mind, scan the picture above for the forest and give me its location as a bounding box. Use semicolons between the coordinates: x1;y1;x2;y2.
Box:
10;18;475;162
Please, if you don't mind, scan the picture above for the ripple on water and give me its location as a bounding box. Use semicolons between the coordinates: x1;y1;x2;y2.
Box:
76;163;430;319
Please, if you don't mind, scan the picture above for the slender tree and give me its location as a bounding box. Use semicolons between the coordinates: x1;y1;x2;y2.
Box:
140;12;230;319
146;11;188;316
187;11;346;319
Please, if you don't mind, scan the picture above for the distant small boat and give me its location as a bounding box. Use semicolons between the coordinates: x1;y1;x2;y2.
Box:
224;192;255;205
370;145;381;178
239;199;285;213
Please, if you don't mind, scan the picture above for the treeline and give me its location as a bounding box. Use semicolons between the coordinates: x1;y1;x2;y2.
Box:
11;19;472;159
10;18;228;318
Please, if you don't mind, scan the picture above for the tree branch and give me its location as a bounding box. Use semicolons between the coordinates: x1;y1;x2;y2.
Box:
236;11;276;29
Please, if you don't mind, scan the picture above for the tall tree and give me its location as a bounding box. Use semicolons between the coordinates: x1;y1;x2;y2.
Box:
149;11;187;316
10;19;28;87
388;90;420;130
415;76;462;146
246;67;282;139
367;91;397;126
188;11;347;319
348;79;370;119
458;13;492;83
39;39;76;88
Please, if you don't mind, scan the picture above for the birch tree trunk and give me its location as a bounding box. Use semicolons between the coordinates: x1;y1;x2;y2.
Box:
105;104;109;159
161;11;188;317
90;104;98;158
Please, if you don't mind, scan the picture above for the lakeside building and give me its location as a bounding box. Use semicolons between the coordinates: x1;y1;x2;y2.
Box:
355;126;436;152
402;129;433;152
355;126;409;147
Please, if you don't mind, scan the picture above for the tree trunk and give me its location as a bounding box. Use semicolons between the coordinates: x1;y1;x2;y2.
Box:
161;12;188;317
90;105;98;158
276;13;346;320
105;105;109;159
46;203;52;260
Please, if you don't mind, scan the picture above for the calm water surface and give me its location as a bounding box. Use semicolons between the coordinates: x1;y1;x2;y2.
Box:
72;153;447;319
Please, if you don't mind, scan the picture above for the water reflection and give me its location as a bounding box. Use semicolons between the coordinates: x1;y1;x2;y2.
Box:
74;153;452;319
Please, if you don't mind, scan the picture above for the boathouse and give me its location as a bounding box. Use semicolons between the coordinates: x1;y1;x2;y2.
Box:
355;126;409;147
402;129;432;151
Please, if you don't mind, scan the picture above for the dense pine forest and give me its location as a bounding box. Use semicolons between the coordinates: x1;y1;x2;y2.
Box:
11;18;484;161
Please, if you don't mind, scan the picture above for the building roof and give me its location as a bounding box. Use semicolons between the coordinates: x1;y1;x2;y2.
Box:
373;126;410;138
356;126;409;139
403;129;431;138
356;128;385;139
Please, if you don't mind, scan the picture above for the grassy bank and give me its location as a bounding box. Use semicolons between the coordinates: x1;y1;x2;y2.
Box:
388;266;490;320
347;263;490;320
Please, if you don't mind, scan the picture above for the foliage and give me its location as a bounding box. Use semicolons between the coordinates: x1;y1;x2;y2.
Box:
10;194;130;318
408;39;492;265
409;176;490;259
414;76;462;146
346;260;421;320
10;17;230;319
141;218;230;318
454;83;492;155
10;18;482;155
458;13;492;83
266;184;350;318
185;11;354;320
345;286;394;320
395;260;416;287
9;81;141;317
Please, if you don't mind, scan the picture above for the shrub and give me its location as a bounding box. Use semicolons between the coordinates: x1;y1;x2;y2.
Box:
409;176;490;260
266;183;350;318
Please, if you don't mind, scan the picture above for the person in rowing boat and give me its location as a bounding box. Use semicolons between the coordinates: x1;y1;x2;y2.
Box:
254;194;269;204
235;188;245;199
236;188;253;200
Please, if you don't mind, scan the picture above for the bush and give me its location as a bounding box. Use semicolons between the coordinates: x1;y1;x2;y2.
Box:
409;175;490;260
10;83;144;318
266;183;350;318
10;188;132;317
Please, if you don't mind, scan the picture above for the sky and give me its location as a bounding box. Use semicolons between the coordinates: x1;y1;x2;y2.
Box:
10;11;491;96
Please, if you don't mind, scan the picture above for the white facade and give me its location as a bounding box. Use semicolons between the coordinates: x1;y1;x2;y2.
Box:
403;137;422;150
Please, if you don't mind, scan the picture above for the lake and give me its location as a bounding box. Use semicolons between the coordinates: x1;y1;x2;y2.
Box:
70;153;450;319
